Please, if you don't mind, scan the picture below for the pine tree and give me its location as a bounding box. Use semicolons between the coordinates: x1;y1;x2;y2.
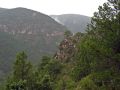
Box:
6;51;35;90
72;0;120;89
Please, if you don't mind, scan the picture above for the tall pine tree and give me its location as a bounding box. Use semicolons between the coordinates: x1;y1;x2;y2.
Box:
6;51;35;90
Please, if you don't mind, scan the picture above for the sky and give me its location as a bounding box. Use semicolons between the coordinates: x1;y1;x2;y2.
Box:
0;0;107;16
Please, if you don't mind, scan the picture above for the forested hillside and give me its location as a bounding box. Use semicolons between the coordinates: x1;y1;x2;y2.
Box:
0;7;68;78
0;0;120;90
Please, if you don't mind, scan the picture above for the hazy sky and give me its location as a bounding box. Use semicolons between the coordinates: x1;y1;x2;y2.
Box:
0;0;107;16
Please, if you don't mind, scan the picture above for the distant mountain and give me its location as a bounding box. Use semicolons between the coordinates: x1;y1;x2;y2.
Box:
0;8;7;13
0;7;67;76
51;14;91;33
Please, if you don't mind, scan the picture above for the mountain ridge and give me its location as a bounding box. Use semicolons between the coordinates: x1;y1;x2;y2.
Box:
51;14;91;33
0;7;67;77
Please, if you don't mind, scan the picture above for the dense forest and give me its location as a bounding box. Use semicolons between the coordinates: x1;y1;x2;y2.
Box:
0;0;120;90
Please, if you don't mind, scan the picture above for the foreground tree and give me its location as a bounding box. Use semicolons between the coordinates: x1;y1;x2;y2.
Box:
72;0;120;90
6;52;35;90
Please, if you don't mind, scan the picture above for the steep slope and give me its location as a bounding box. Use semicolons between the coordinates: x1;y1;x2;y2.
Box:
0;7;67;75
51;14;91;33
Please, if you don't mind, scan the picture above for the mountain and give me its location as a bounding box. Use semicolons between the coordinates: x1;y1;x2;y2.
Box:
0;8;7;13
0;7;67;76
51;14;91;33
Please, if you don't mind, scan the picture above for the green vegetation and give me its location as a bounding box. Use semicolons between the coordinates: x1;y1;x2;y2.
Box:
0;0;120;90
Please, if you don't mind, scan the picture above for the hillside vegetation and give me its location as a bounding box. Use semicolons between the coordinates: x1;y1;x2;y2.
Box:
0;7;67;77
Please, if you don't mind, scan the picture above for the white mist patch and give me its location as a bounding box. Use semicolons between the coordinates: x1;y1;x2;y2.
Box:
52;17;65;25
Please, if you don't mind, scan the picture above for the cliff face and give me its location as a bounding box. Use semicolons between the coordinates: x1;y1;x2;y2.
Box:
54;38;75;61
54;32;83;62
